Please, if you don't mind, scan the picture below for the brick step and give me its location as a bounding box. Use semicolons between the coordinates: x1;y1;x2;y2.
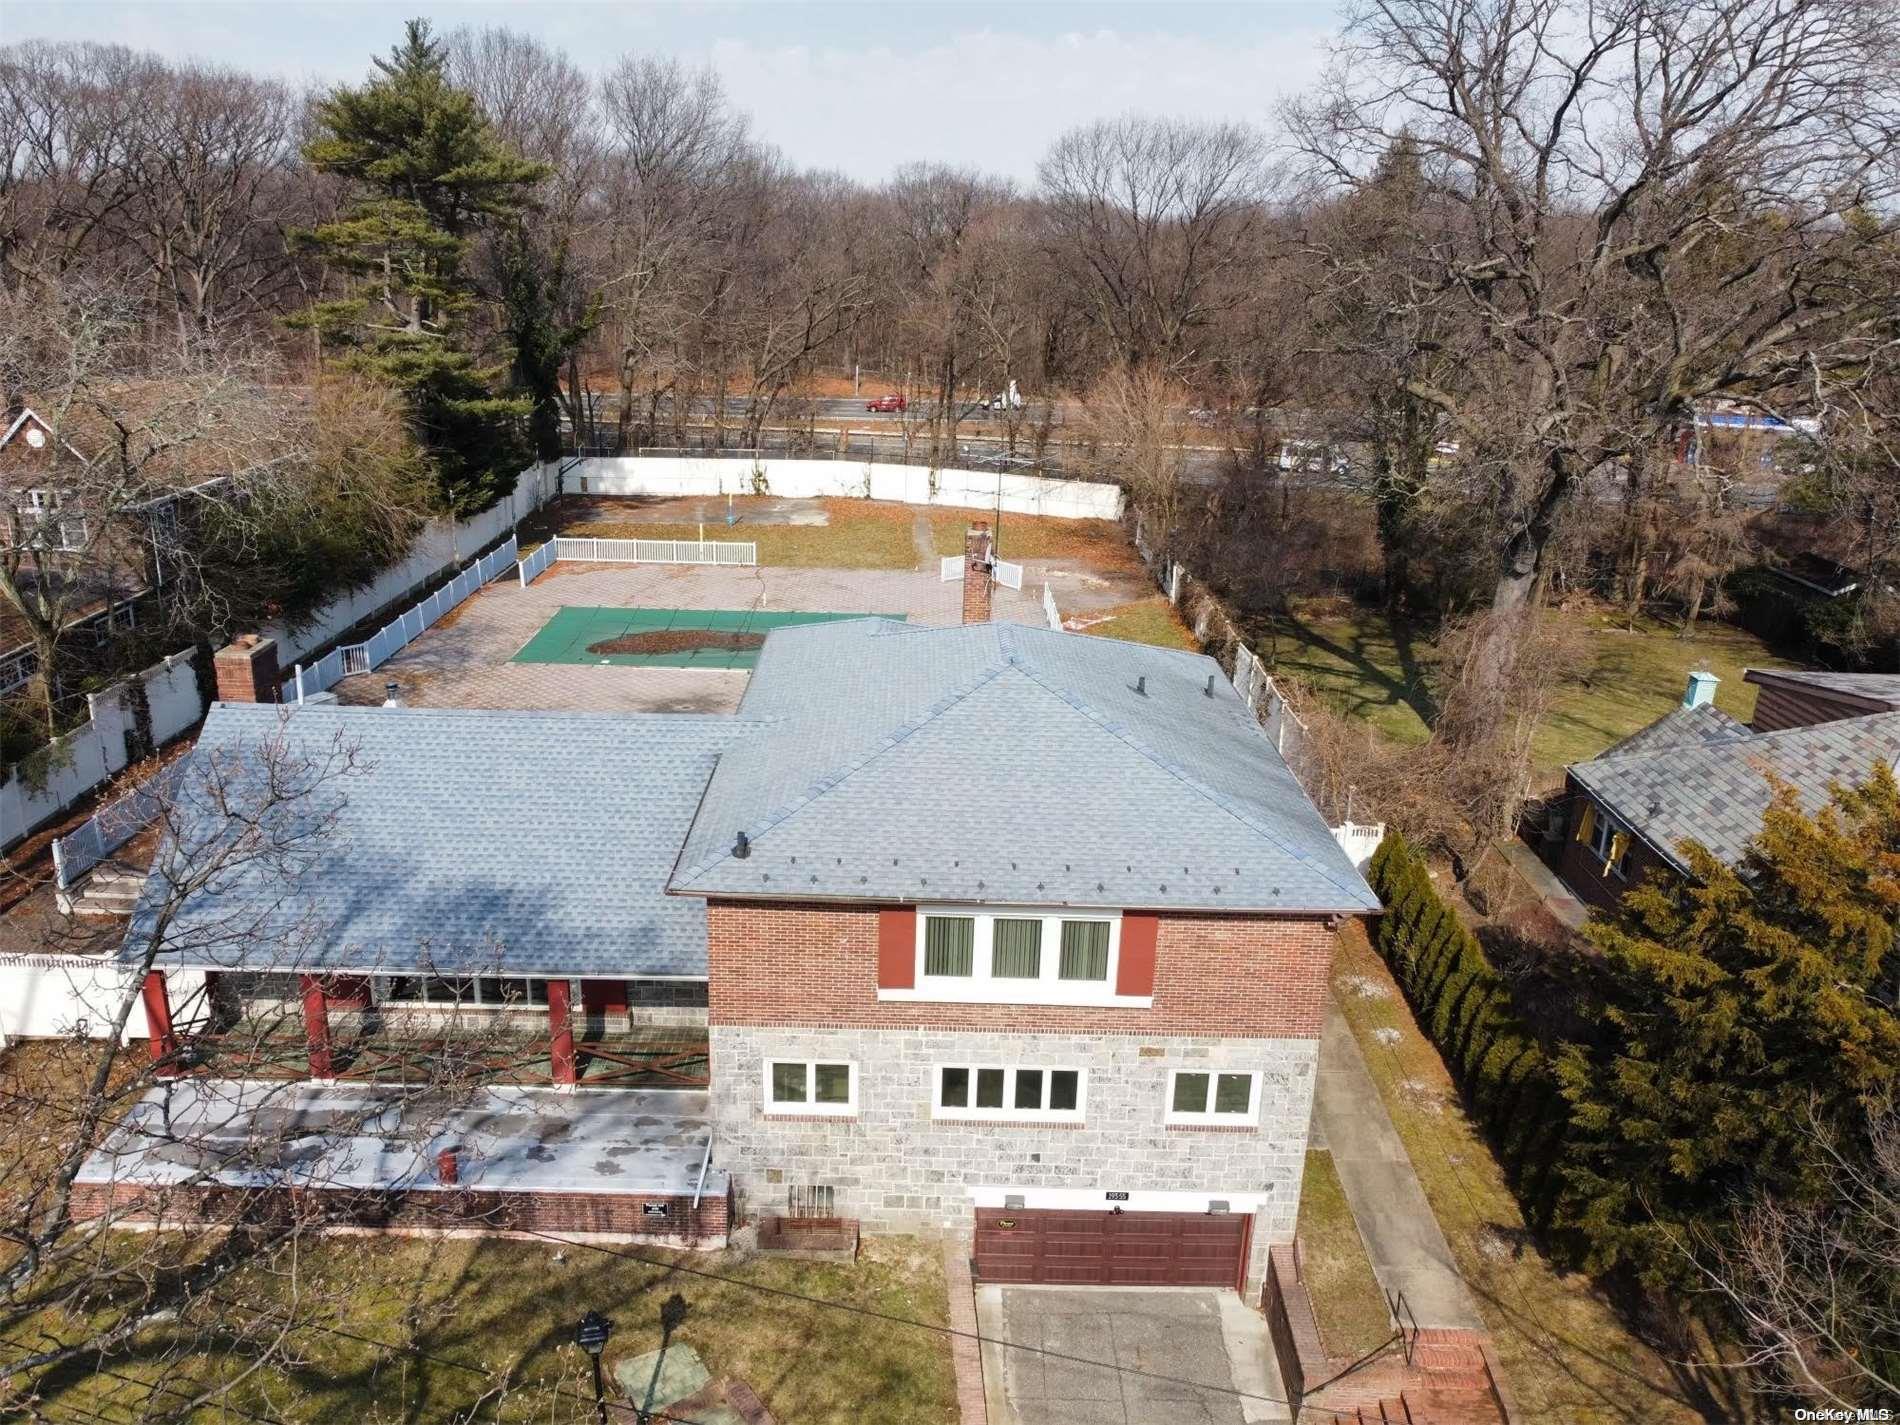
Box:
1413;1340;1489;1373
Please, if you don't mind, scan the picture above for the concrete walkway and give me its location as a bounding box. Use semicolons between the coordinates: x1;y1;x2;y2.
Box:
1312;1000;1486;1331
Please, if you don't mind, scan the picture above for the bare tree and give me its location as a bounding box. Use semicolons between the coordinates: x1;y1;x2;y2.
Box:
1286;0;1900;697
1038;115;1270;372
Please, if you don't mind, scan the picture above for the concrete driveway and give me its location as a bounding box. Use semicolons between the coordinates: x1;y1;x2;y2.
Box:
976;1287;1292;1425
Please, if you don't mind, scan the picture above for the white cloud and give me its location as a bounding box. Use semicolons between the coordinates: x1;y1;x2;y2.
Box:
707;24;1334;185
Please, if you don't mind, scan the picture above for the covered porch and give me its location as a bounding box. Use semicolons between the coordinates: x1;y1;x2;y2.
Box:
138;969;709;1090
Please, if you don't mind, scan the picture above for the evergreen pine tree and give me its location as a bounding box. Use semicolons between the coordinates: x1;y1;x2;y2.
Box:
1555;762;1900;1280
296;20;548;513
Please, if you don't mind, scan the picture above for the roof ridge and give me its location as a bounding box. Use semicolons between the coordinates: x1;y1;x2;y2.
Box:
1003;656;1371;904
214;703;771;729
670;652;1019;888
1579;706;1900;771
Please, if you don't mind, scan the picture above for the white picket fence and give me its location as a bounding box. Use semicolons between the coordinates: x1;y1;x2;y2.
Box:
517;539;557;585
994;559;1024;591
288;537;519;701
1042;582;1063;632
0;650;205;852
549;536;756;566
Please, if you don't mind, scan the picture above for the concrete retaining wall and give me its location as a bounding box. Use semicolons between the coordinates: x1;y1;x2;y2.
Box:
564;457;1124;521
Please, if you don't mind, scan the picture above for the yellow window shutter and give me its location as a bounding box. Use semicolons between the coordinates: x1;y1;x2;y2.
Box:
1573;801;1596;843
1603;831;1628;875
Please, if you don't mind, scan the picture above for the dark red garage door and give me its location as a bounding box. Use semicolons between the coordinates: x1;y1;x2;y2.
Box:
973;1208;1250;1288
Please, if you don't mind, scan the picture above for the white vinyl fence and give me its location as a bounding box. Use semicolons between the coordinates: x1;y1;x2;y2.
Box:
993;559;1024;591
0;955;207;1048
0;650;205;852
549;536;756;566
51;756;191;890
288;536;519;701
1042;582;1063;632
517;539;557;585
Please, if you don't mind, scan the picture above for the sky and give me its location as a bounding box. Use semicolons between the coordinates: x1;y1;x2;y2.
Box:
9;1;1345;184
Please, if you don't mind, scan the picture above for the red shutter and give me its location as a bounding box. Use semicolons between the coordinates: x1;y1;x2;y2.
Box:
1117;912;1159;997
877;906;916;989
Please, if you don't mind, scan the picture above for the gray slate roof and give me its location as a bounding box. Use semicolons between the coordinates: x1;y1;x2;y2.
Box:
123;703;758;977
670;619;1377;914
1571;710;1900;873
1598;703;1748;760
1747;668;1900;706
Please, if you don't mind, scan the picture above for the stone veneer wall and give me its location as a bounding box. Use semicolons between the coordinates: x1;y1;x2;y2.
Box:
710;1024;1319;1294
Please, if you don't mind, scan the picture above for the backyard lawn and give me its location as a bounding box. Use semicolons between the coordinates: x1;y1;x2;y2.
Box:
1329;924;1765;1425
1071;597;1198;651
564;496;924;569
1264;599;1797;772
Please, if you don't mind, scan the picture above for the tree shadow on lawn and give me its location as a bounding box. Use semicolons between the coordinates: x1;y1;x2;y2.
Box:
1273;604;1441;732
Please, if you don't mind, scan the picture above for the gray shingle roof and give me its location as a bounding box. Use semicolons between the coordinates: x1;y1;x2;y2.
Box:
1570;710;1900;872
1598;703;1749;760
670;619;1377;914
123;703;759;977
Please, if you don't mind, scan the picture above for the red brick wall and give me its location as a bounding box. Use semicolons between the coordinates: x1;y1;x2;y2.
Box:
69;1179;729;1242
706;900;1338;1037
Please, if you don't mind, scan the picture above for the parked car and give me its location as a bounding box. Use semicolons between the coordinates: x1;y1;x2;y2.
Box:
866;393;906;413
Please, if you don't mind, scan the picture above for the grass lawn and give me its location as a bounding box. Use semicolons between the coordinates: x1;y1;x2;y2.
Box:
1329;923;1762;1424
1073;597;1199;651
10;1229;956;1424
1265;599;1798;772
565;496;924;570
927;512;1143;573
1294;1149;1393;1362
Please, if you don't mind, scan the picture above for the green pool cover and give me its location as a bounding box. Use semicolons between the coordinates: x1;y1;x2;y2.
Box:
511;606;903;669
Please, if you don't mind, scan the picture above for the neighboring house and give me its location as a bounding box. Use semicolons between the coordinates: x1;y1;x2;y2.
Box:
93;555;1376;1296
1550;667;1900;911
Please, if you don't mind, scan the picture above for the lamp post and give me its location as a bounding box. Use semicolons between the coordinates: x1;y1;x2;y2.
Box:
574;1310;612;1425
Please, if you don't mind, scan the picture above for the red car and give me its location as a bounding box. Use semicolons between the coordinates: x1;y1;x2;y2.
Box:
866;393;907;413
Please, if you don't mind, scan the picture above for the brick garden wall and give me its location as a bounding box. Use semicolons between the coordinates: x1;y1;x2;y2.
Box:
706;900;1338;1037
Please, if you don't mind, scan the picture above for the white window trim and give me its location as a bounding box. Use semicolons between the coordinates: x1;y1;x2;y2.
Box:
762;1058;858;1117
1164;1068;1262;1127
932;1064;1087;1124
883;906;1149;1008
1587;806;1632;879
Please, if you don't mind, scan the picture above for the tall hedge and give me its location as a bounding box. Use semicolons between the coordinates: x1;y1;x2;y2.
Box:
1365;831;1572;1225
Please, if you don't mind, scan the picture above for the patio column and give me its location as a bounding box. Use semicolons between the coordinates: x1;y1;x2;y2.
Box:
140;970;179;1077
300;974;334;1080
547;978;578;1087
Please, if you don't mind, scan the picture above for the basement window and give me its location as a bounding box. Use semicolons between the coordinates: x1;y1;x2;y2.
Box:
1165;1069;1260;1126
934;1064;1085;1123
764;1059;857;1116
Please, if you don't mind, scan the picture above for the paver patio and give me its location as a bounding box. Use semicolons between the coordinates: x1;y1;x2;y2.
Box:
334;560;1048;712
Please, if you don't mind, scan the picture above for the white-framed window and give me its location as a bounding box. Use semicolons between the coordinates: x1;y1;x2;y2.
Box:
763;1059;857;1116
1586;806;1632;879
1165;1069;1260;1126
895;907;1137;1006
378;975;554;1009
933;1064;1086;1123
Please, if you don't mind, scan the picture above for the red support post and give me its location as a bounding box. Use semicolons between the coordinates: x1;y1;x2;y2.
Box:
547;978;578;1086
300;974;333;1079
141;970;179;1077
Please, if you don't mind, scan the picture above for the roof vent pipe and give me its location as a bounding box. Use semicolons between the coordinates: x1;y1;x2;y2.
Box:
1204;674;1215;698
733;831;750;860
382;681;401;708
1134;675;1146;696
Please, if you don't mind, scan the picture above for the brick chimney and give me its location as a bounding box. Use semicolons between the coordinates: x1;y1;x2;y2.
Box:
213;635;280;704
962;522;994;625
